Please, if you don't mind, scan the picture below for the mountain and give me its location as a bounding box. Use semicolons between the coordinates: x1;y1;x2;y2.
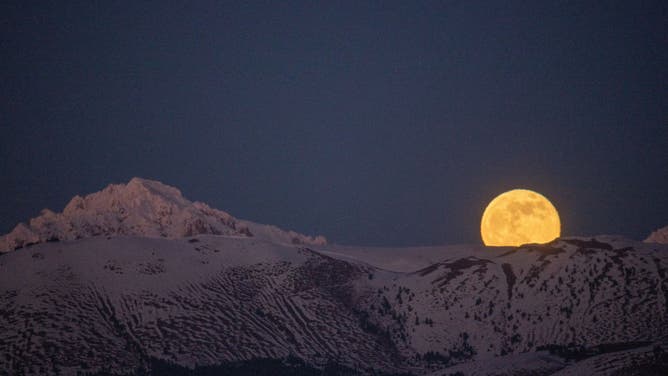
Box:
646;225;668;244
1;179;667;375
0;178;326;253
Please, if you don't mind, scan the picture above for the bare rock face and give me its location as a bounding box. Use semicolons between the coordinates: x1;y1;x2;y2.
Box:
0;178;326;252
645;225;668;244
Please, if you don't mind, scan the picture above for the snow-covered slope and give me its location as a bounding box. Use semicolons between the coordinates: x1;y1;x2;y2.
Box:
646;225;668;244
0;178;325;252
360;237;668;366
1;180;666;375
0;236;393;375
1;235;666;375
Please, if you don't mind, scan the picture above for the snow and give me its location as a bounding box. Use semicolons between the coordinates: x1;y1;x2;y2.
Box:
0;177;326;252
645;225;668;244
427;350;567;375
1;178;667;375
319;243;510;272
1;233;667;375
550;343;663;375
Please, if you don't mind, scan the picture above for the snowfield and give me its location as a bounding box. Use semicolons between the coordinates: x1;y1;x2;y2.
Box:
0;179;666;375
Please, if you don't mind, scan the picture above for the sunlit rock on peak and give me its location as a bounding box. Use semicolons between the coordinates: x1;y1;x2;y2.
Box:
0;178;326;252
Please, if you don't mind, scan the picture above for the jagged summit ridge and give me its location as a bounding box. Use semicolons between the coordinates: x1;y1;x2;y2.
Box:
0;177;326;252
646;225;668;244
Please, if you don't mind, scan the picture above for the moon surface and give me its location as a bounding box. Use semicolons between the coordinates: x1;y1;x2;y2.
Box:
481;189;560;247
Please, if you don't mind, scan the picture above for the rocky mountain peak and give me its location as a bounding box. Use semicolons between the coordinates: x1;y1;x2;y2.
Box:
645;225;668;244
0;178;326;252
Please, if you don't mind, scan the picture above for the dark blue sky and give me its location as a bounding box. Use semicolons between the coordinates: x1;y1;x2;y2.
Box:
1;1;666;245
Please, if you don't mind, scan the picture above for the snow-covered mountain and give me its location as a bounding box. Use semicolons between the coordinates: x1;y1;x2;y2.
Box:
1;179;667;375
0;178;326;253
646;225;668;244
1;235;666;375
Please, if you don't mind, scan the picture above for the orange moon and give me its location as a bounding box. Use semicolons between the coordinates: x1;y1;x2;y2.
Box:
481;189;560;246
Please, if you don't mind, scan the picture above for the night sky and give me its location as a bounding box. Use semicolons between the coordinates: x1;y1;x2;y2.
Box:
1;1;666;246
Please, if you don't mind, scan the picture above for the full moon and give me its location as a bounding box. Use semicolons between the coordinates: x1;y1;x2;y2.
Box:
481;189;560;247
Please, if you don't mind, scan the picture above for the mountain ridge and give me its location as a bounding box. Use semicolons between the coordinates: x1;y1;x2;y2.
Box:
646;225;668;244
1;234;666;375
1;179;667;375
0;178;326;252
